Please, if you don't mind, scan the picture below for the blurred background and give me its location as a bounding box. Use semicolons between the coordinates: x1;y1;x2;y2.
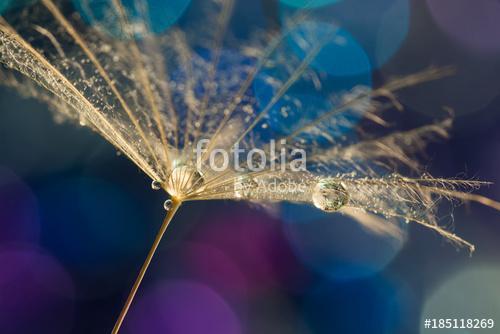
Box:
1;0;500;333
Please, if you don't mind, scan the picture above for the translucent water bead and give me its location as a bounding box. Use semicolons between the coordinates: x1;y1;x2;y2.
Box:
151;180;162;191
163;199;173;211
312;179;349;212
166;165;204;197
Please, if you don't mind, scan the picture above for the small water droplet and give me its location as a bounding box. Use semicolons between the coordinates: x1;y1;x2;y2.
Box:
151;180;162;190
164;199;173;211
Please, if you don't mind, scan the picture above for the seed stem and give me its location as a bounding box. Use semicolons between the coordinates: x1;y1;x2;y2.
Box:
111;198;182;334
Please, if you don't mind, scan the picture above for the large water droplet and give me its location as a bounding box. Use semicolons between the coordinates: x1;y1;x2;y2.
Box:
166;165;204;197
312;179;349;212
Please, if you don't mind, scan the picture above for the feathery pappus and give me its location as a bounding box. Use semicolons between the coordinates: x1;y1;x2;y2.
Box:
1;0;499;332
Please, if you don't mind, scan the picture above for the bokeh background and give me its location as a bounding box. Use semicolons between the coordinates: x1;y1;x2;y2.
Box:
1;0;500;333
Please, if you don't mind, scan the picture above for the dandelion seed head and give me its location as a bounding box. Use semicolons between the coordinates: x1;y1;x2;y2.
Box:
166;164;204;198
0;0;498;256
3;1;500;332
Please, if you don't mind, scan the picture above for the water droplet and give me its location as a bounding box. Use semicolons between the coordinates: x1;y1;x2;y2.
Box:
312;179;349;212
151;180;162;191
164;199;173;211
79;117;86;126
166;164;204;197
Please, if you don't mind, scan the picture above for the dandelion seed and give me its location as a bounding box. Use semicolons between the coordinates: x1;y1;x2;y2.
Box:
1;0;499;333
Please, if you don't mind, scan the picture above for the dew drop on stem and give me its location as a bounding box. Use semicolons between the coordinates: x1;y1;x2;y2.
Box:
164;199;173;211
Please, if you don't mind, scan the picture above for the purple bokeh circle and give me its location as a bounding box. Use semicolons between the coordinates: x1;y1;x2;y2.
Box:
125;281;243;334
182;242;248;300
0;247;75;334
427;0;500;55
189;207;309;295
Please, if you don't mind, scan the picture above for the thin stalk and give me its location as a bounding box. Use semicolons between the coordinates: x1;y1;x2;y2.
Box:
112;198;182;334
